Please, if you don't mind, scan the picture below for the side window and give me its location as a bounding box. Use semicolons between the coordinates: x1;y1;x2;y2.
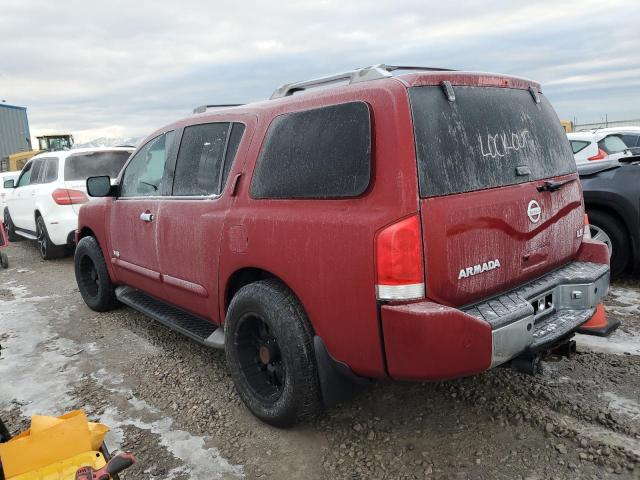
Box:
172;122;246;196
42;158;59;183
29;158;45;185
251;102;371;199
16;162;33;187
120;131;174;197
570;140;590;154
173;123;230;196
621;134;639;148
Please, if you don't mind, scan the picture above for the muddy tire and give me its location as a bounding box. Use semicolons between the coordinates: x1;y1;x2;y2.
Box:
587;210;630;278
4;209;21;242
36;215;64;260
225;279;322;428
0;251;8;269
74;236;120;312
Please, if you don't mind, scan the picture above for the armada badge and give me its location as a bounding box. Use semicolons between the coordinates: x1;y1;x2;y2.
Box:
527;200;541;223
458;259;501;280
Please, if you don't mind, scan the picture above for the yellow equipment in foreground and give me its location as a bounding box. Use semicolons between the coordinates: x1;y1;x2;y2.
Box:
0;411;109;479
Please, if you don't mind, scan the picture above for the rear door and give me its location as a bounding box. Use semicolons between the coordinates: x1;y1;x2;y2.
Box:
109;132;174;298
156;121;248;320
409;85;583;306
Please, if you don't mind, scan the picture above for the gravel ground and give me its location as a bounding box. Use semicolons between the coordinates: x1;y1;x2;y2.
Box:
1;240;639;479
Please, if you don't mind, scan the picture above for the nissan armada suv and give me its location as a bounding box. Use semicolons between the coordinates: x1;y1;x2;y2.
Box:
74;65;610;427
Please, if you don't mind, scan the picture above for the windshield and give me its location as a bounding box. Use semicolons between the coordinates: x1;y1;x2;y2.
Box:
409;86;576;197
64;151;131;181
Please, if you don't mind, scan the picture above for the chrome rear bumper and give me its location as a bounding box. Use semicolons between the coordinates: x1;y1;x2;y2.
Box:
463;262;609;367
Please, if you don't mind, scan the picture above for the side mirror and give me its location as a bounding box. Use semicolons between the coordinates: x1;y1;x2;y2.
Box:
3;179;15;189
86;176;113;197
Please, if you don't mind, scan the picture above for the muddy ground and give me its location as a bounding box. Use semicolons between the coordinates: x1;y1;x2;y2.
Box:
1;240;639;479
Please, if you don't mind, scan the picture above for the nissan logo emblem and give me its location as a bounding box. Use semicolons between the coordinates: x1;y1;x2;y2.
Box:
527;200;542;224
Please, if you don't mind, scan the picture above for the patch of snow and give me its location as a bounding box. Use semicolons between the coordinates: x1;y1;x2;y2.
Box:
602;392;640;420
606;286;640;317
576;329;640;356
0;285;77;416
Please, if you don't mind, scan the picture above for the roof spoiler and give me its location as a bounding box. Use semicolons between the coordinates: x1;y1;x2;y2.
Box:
270;64;455;99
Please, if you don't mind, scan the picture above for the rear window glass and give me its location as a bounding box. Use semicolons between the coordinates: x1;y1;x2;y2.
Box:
251;102;371;199
598;135;628;154
64;151;131;181
409;86;576;197
570;140;591;154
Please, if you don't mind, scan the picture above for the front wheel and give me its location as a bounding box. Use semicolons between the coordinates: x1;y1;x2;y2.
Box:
225;279;322;427
74;236;120;311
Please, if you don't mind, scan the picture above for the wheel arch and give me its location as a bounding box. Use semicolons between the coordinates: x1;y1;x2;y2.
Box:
224;267;298;317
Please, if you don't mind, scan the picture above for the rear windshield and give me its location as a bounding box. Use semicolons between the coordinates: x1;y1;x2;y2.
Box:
409;86;576;197
64;151;131;181
598;135;627;154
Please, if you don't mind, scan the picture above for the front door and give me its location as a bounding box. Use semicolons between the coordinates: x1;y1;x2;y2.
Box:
10;159;44;233
109;131;174;298
157;121;248;321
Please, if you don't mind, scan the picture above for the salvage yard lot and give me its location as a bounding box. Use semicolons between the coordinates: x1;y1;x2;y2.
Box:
1;241;639;479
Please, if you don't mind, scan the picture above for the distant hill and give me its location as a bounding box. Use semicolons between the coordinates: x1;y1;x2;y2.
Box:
74;137;142;149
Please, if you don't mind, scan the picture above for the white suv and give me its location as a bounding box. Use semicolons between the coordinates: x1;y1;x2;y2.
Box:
567;128;634;163
3;147;133;259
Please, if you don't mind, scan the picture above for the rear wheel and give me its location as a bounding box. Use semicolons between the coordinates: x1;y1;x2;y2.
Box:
0;251;8;269
74;236;120;311
36;215;64;260
587;209;630;277
225;279;322;427
4;209;21;242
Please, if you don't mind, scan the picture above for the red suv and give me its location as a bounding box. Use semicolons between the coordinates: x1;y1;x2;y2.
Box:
74;65;610;427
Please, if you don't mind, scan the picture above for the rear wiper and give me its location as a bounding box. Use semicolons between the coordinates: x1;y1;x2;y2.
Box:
536;178;576;192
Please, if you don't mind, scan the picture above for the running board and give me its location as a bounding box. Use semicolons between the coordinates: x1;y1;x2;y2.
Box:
115;286;225;349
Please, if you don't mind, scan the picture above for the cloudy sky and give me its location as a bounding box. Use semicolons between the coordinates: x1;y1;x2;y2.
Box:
1;0;639;143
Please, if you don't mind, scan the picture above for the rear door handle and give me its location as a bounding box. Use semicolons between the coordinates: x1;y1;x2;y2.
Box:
140;212;154;222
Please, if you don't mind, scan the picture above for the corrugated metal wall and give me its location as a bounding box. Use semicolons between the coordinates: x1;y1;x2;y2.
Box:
0;104;31;160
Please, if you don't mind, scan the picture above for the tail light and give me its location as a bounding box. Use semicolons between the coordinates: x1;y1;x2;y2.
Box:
375;214;425;301
587;148;607;161
583;214;591;239
52;188;88;205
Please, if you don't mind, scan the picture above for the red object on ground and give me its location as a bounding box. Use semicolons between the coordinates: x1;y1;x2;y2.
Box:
577;303;621;337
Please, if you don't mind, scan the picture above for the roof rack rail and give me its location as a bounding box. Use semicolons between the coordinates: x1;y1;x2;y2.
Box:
193;104;243;114
270;64;455;99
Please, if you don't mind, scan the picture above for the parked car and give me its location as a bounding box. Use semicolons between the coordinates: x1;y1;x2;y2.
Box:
3;147;133;259
611;126;640;155
74;65;610;427
567;130;633;163
578;156;640;277
0;172;19;212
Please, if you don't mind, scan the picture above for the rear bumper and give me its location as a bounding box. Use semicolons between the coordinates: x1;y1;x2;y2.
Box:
45;208;78;246
381;261;609;381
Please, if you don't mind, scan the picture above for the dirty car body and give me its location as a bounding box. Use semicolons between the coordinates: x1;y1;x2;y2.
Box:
74;65;610;426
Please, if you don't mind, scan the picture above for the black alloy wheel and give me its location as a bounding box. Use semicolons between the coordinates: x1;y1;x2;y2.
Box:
235;313;285;402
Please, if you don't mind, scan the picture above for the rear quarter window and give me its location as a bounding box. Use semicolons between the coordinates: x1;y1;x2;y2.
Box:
251;102;371;199
409;86;576;197
570;140;591;154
